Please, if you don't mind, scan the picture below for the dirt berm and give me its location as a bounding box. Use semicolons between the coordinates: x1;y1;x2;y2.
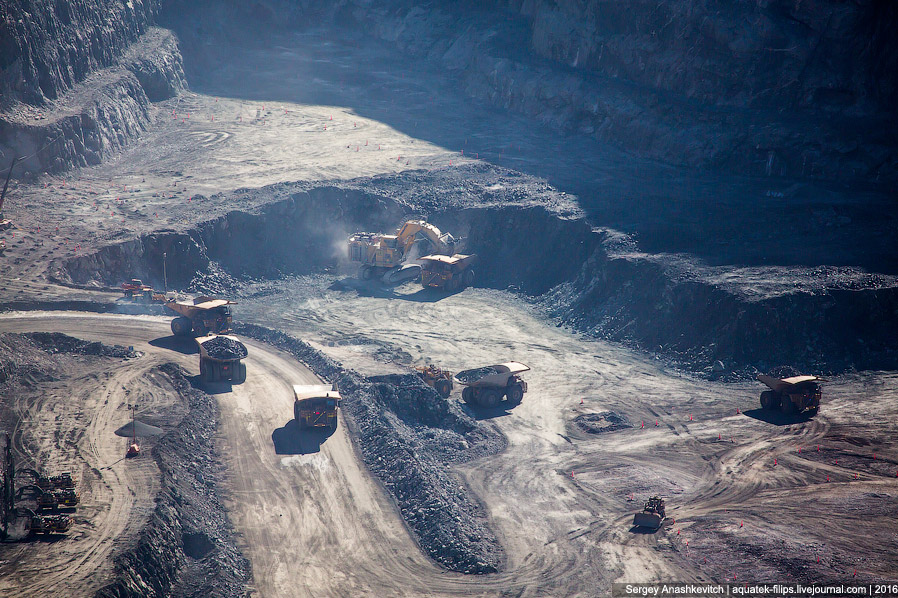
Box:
94;363;251;598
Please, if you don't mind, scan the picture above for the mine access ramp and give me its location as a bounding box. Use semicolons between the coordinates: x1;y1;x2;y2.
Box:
293;385;340;430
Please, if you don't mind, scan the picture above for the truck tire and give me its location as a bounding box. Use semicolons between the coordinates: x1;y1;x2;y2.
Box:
781;395;796;415
479;389;501;408
463;269;475;288
760;390;774;410
200;359;209;382
360;266;372;280
462;387;475;405
193;319;208;336
171;317;192;337
294;403;301;425
235;362;247;384
506;384;524;405
435;379;452;398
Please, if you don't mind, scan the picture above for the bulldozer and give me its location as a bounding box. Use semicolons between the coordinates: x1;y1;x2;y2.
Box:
757;373;822;415
632;495;666;530
419;254;477;292
416;364;454;398
348;220;459;282
166;296;236;337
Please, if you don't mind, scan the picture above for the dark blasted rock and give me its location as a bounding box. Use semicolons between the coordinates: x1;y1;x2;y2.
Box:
574;411;631;435
200;336;247;360
25;332;138;358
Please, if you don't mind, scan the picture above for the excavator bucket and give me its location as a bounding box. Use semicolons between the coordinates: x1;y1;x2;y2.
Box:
633;511;664;529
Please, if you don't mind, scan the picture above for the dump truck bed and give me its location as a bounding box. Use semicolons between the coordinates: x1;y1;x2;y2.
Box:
757;374;821;392
166;297;237;318
195;334;248;362
293;384;341;402
454;362;530;387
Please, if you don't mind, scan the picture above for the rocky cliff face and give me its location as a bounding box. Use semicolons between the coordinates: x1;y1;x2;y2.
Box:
0;2;185;177
0;0;160;108
335;0;897;184
504;0;898;115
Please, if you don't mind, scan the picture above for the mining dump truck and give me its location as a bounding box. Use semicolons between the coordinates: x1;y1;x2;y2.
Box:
416;364;454;398
121;278;153;297
196;334;248;384
633;496;666;530
348;220;459;282
419;254;477;291
166;296;236;337
455;362;529;408
293;385;340;430
757;373;822;415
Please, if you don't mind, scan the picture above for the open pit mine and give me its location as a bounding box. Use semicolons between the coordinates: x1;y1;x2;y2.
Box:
1;2;896;597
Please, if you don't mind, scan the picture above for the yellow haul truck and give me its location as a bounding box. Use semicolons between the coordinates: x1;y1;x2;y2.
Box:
293;385;340;431
166;296;236;337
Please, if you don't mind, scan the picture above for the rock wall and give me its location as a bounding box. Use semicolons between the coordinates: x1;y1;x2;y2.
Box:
60;184;898;375
502;0;898;114
1;0;186;176
0;0;159;108
334;0;897;183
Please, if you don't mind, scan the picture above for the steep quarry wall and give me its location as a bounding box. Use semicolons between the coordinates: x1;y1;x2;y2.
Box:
59;185;898;376
332;0;897;183
502;0;898;114
0;0;185;176
0;0;159;107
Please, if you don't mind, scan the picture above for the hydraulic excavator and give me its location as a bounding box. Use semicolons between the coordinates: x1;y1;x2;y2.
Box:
348;220;459;282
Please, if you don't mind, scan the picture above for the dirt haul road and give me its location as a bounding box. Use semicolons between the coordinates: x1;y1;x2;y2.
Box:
0;313;436;597
238;276;898;589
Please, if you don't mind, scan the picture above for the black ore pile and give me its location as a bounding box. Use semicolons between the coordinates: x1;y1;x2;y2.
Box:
454;366;500;384
25;332;138;358
201;337;248;359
